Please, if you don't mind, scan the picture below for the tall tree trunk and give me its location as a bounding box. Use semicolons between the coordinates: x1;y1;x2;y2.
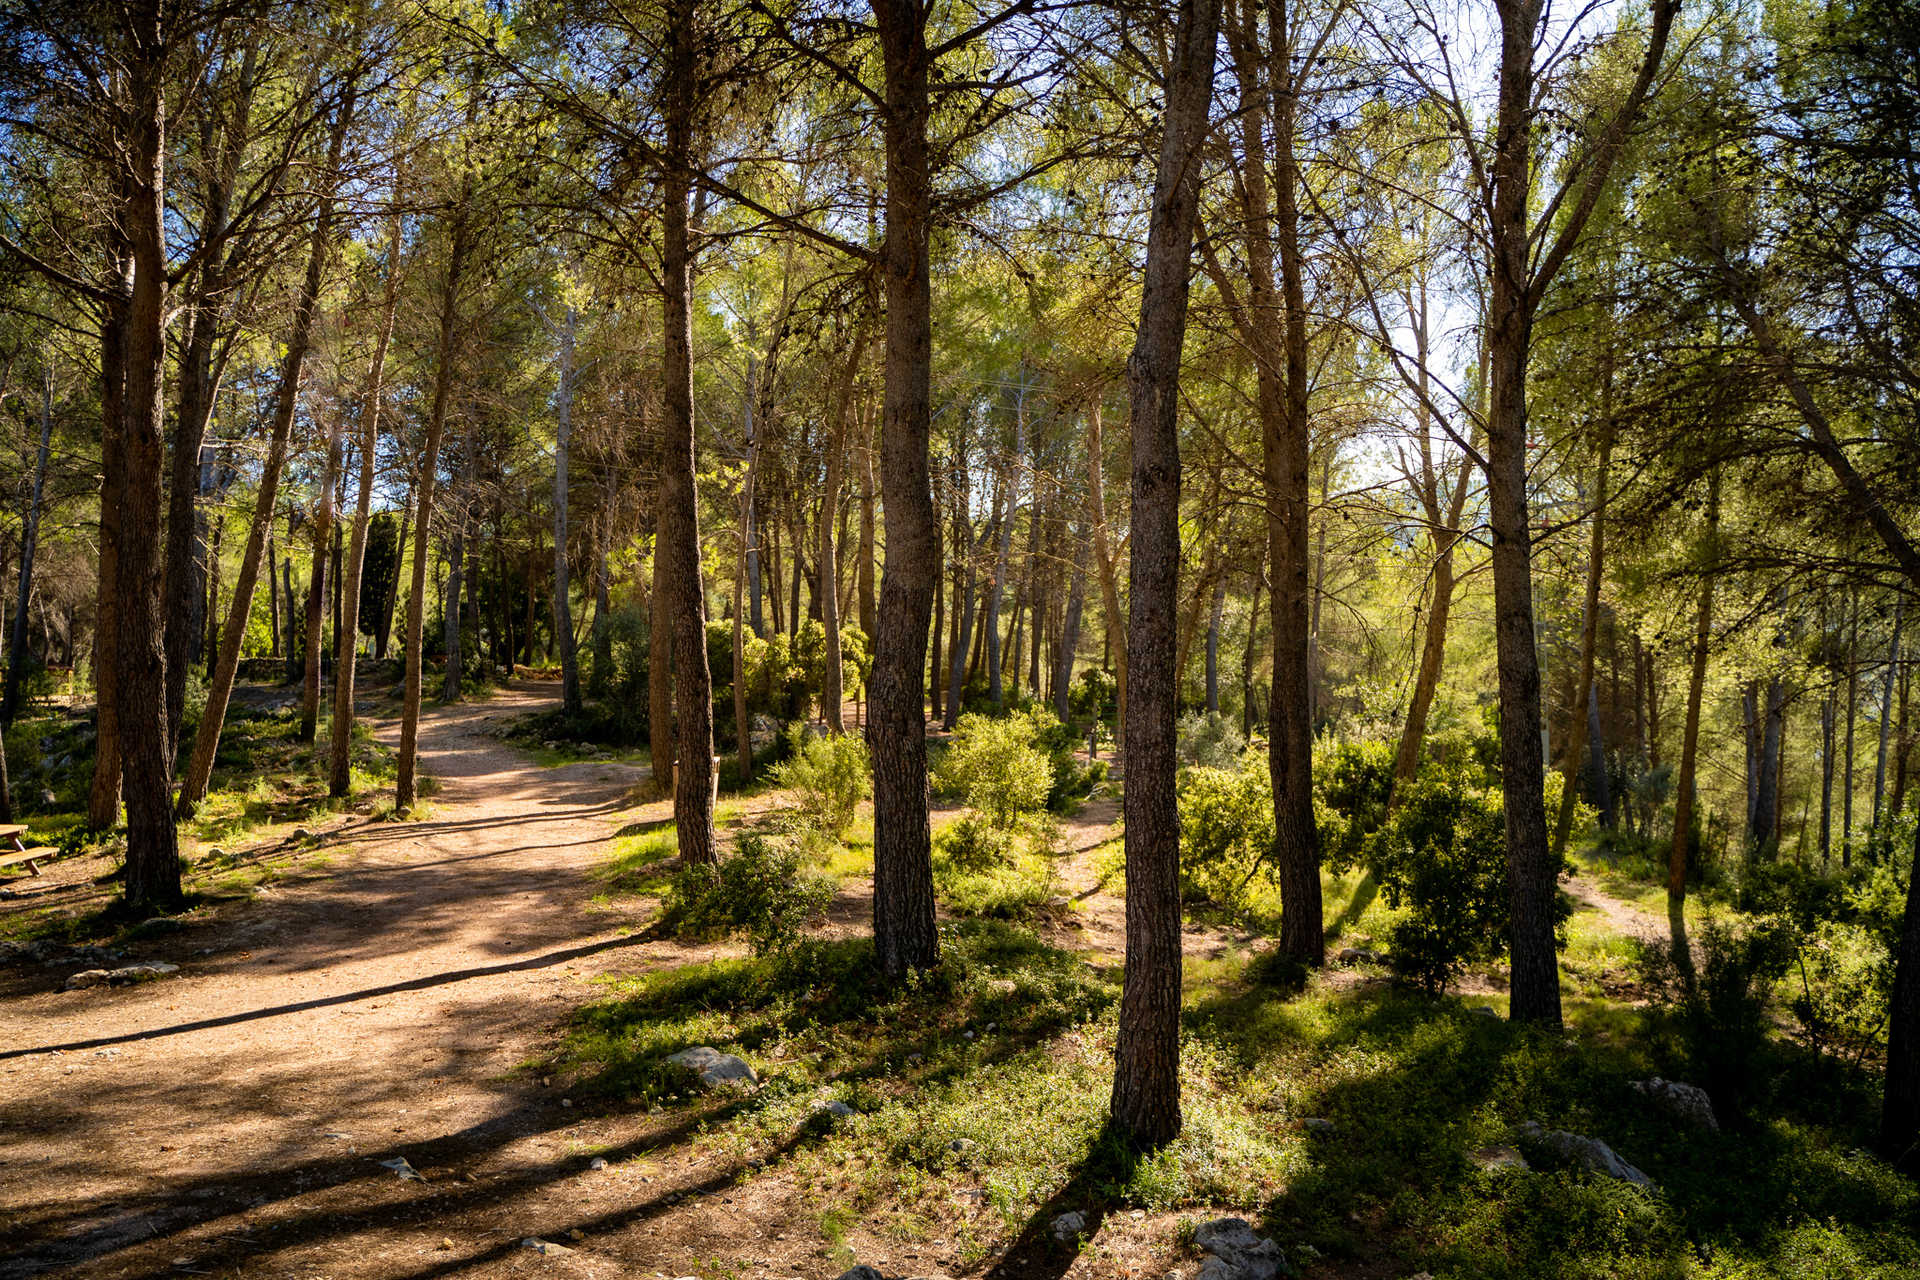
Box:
659;0;715;865
116;39;181;907
868;0;942;977
330;213;401;796
1485;0;1556;1025
945;500;977;730
1821;682;1837;864
986;408;1021;709
734;503;752;783
553;306;583;715
590;501;613;695
1242;550;1264;736
395;191;476;814
1552;419;1614;855
1085;398;1126;745
300;416;344;742
1845;593;1860;864
441;434;467;703
1669;470;1719;973
1204;575;1225;713
266;521;281;658
858;412;878;641
1055;527;1089;721
88;300;126;830
1874;600;1903;832
820;319;871;734
649;525;673;789
2;363;55;726
179;116;349;817
1110;0;1219;1149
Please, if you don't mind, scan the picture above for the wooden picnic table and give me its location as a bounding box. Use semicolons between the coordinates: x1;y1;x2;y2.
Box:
0;822;57;876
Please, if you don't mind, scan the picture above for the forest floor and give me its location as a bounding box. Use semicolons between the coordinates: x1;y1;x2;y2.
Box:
2;682;1906;1280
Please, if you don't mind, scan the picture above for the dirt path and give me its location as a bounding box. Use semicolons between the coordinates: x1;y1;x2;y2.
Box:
1563;867;1664;942
0;682;693;1279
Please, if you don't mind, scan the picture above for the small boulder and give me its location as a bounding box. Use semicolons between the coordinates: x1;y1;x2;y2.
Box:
1631;1077;1717;1131
1517;1121;1652;1187
666;1045;758;1089
1471;1144;1530;1174
289;827;314;843
111;961;178;983
1335;948;1379;965
1301;1117;1336;1136
1051;1210;1088;1242
588;1157;608;1170
835;1268;886;1280
64;969;111;990
1192;1217;1288;1280
520;1238;572;1256
1470;1005;1498;1018
814;1098;858;1120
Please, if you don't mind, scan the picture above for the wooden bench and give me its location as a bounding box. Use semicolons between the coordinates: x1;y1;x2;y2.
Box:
0;824;57;876
0;846;57;875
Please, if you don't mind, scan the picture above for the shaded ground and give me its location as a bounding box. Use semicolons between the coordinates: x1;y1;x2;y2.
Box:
0;686;1682;1280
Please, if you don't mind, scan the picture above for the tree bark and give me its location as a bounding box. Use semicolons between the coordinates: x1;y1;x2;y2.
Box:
1110;0;1219;1149
179;113;349;817
2;363;55;726
659;0;715;865
395;189;475;813
1874;601;1902;831
1055;527;1089;721
553;305;583;715
867;0;942;978
1669;470;1719;973
820;317;872;734
1552;419;1614;855
115;34;181;908
1085;398;1126;745
330;214;401;796
88;298;126;830
300;414;344;742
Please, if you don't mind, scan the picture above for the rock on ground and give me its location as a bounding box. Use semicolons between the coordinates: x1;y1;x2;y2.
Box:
1051;1210;1087;1241
1192;1217;1290;1280
63;961;179;991
1471;1144;1530;1174
1517;1120;1653;1187
1631;1077;1718;1131
667;1046;758;1088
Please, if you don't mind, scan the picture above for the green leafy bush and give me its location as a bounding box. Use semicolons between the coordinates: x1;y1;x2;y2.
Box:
662;832;835;955
767;725;871;837
1177;710;1246;770
1362;763;1571;993
935;711;1054;828
935;811;1017;872
1178;758;1274;905
1634;915;1797;1115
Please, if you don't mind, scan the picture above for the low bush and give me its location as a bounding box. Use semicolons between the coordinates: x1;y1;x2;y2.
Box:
767;725;871;837
935;711;1054;827
1177;710;1245;770
935;811;1017;872
662;832;835;955
1362;762;1572;994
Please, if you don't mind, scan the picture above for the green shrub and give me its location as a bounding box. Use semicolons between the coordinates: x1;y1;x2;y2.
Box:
1178;757;1273;906
662;832;835;955
1177;710;1245;770
767;725;871;837
934;712;1053;828
1634;914;1797;1115
1362;762;1571;994
936;811;1017;872
932;841;1057;918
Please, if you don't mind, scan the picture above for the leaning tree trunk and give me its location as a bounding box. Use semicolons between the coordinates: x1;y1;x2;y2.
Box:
552;305;583;716
1668;470;1719;974
179;120;346;817
867;0;943;978
395;196;475;814
659;0;715;865
330;212;401;796
1110;0;1220;1150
